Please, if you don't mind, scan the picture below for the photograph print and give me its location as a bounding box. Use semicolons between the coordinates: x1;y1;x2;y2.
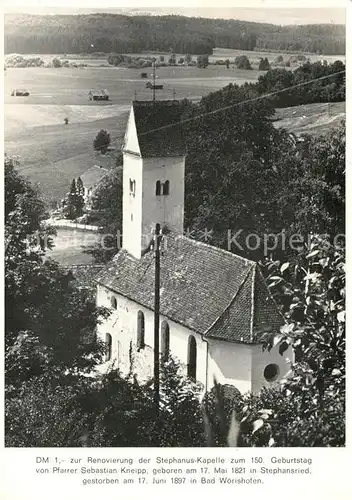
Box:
4;4;346;447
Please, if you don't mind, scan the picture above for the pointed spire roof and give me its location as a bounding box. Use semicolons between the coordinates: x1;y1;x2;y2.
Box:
123;100;187;158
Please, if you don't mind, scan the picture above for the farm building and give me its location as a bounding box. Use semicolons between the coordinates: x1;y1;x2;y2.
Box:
95;100;293;395
88;89;109;101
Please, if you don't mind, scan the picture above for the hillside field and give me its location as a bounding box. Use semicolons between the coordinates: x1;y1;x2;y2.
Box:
4;58;346;204
4;63;262;202
273;101;345;136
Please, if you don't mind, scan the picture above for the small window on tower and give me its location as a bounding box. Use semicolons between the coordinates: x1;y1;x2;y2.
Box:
155;180;161;196
129;179;136;196
163;180;170;195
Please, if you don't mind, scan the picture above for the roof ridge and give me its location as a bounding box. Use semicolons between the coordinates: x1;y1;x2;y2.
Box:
249;262;257;342
177;234;257;265
204;264;255;338
254;266;286;324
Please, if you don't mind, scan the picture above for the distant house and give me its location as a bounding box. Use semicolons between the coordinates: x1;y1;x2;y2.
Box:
80;166;107;207
145;81;163;90
11;89;30;96
88;89;109;101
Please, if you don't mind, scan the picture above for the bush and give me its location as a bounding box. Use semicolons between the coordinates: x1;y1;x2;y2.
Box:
5;54;44;68
197;55;209;68
52;57;62;68
168;54;176;65
202;383;243;446
93;129;111;154
234;55;252;70
258;57;271;71
178;57;185;64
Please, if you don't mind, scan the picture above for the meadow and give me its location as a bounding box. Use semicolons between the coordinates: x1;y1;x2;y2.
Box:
4;63;262;202
4;49;345;203
48;228;100;265
273;101;345;136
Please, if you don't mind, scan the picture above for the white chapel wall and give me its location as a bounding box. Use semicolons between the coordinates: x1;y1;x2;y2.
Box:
207;337;294;394
122;153;143;258
96;285;207;387
206;339;254;393
142;156;185;238
251;341;294;393
96;284;294;394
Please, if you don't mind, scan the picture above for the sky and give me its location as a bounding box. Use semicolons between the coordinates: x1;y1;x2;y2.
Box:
3;1;347;25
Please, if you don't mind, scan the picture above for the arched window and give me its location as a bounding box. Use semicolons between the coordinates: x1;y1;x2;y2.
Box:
105;333;112;362
187;335;197;380
137;311;145;350
160;321;170;361
155;180;161;196
163;180;170;195
111;296;117;309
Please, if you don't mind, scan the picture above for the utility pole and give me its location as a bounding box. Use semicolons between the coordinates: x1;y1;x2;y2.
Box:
153;223;162;413
152;61;156;102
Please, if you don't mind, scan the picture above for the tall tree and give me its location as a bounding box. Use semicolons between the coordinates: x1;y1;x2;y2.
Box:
5;158;108;379
85;168;123;263
93;129;111;154
240;236;345;447
76;176;84;197
62;178;84;220
196;54;209;68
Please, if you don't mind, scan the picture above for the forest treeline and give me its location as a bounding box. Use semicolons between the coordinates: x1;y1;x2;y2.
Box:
253;60;345;107
4;13;345;55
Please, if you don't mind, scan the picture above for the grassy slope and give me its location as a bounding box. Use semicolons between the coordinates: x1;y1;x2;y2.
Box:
4;65;260;202
274;101;345;136
5;64;345;204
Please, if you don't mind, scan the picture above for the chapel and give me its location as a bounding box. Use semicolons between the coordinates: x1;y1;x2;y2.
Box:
95;100;293;394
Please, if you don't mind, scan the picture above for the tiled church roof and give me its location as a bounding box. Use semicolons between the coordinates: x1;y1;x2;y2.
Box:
131;100;187;157
96;235;284;343
62;265;105;290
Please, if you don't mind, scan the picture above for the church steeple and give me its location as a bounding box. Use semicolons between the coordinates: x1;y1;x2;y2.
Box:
121;101;186;259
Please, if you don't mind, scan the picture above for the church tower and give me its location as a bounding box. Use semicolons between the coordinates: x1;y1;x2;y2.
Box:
121;101;186;258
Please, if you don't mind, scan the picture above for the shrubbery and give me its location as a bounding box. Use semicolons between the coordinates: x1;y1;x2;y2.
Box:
5;54;44;68
258;57;271;70
93;129;111;154
107;52;198;68
234;55;252;70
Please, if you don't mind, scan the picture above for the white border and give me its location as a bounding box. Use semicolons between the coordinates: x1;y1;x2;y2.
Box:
1;1;350;499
